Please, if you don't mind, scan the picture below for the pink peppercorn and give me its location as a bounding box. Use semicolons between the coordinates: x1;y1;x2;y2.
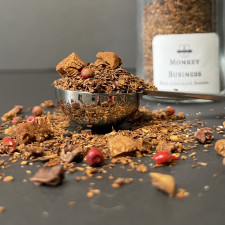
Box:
26;115;36;123
2;137;17;153
87;147;104;166
32;106;43;116
152;150;172;164
165;106;175;116
80;67;94;79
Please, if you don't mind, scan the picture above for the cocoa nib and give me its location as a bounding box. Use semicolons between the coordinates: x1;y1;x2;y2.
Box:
30;165;64;186
60;145;84;163
194;127;213;143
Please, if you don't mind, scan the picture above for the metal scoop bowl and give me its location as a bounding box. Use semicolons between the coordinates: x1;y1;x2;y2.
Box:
56;88;141;126
56;88;225;126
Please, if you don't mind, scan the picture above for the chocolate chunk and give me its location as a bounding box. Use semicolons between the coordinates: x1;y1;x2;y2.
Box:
194;127;213;143
60;145;83;163
96;52;122;69
30;165;64;186
108;135;137;157
56;52;86;77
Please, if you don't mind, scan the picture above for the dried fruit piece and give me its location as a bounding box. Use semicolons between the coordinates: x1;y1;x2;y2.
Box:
194;127;213;143
156;141;176;153
41;100;54;107
152;151;172;164
80;67;94;79
96;52;122;69
30;165;64;186
136;164;147;173
149;172;175;197
85;168;98;177
3;175;14;182
1;105;23;121
215;139;225;156
112;177;133;188
108;135;137;157
86;188;100;198
176;188;189;199
56;52;86;77
86;147;104;167
21;161;29;165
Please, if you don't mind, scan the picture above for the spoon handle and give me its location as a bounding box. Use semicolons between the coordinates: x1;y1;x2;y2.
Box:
143;90;225;102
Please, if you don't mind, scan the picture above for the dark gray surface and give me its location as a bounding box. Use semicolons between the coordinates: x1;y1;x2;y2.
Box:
0;0;136;69
0;72;225;225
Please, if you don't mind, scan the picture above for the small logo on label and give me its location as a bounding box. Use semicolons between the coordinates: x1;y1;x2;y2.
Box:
177;45;192;58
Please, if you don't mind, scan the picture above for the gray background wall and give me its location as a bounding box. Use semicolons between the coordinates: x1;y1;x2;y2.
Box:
0;0;137;70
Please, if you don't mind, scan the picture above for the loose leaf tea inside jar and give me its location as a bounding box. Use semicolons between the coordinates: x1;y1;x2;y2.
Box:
142;0;217;84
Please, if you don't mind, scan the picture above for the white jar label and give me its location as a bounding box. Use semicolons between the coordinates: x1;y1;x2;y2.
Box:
152;33;220;93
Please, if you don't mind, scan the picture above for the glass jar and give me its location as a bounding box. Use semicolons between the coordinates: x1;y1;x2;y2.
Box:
136;0;225;94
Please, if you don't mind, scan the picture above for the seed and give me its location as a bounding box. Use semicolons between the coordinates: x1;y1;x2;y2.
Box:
86;147;104;167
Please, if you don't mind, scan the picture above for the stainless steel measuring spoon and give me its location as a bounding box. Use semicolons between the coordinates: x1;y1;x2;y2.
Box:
56;88;225;126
